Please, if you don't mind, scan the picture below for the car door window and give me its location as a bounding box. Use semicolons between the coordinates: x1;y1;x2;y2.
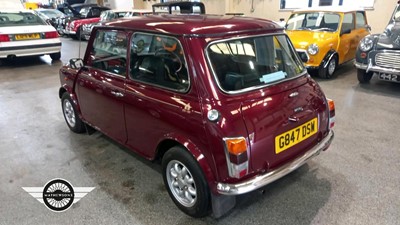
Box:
89;30;128;76
91;8;101;17
341;13;354;32
129;32;189;92
355;11;367;29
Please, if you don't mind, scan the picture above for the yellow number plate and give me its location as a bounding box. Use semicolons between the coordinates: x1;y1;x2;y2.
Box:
275;118;318;154
15;33;40;40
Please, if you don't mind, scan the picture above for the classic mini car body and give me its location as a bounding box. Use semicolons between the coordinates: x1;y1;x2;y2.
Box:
64;4;109;39
0;10;61;60
286;7;370;78
59;15;335;217
355;1;400;83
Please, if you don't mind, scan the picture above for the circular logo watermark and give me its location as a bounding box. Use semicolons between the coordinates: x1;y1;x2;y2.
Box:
22;178;95;212
42;179;75;212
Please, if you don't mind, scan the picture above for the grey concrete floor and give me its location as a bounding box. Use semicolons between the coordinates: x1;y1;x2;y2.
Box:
0;38;399;225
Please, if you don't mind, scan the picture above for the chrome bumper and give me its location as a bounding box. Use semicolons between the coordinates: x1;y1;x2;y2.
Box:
354;61;400;75
216;130;334;195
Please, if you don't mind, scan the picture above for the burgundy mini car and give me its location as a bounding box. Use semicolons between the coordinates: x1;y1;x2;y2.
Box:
59;15;335;218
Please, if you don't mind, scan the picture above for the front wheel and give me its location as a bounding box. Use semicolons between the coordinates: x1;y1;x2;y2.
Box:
162;146;210;217
319;55;337;79
61;92;85;133
357;69;373;83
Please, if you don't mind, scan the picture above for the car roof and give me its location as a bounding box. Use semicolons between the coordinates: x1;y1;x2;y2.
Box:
293;6;365;13
105;14;282;37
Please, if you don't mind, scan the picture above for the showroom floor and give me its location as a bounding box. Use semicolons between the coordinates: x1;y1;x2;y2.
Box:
0;38;399;225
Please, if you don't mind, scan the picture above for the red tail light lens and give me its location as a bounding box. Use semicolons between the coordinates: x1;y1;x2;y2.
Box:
45;31;59;39
327;98;335;128
0;34;10;42
223;137;249;178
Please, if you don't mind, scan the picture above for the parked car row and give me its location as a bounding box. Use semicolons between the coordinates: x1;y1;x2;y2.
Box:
81;9;152;41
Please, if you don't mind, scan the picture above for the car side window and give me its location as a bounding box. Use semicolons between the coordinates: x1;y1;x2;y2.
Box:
129;32;189;92
341;13;354;32
89;30;128;76
355;12;367;29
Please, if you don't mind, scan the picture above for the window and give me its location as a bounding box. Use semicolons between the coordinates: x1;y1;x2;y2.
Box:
90;30;128;76
280;0;374;9
341;13;354;32
207;35;305;92
355;12;366;29
319;0;332;6
130;33;189;92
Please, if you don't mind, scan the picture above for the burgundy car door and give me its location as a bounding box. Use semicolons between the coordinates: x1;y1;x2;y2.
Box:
76;29;128;143
123;33;203;159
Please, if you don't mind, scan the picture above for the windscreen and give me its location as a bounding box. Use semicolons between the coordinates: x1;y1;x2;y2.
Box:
207;34;305;92
286;12;340;32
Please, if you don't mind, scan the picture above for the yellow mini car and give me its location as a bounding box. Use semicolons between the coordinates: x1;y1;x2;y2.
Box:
286;7;370;78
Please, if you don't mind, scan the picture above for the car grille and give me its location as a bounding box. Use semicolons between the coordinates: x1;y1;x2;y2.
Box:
375;52;400;70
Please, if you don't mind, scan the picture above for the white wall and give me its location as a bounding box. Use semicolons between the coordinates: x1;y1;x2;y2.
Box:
103;0;133;9
115;0;396;33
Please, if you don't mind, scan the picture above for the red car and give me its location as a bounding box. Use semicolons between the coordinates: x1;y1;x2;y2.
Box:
59;15;335;218
64;5;109;39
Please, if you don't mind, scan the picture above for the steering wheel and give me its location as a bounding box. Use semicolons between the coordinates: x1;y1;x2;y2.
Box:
154;48;183;74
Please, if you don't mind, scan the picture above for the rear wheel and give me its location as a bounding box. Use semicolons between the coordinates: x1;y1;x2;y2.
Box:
162;146;210;217
357;69;373;83
50;52;61;61
319;55;337;79
61;92;85;133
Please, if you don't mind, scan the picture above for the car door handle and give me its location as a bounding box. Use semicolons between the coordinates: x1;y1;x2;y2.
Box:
111;91;124;97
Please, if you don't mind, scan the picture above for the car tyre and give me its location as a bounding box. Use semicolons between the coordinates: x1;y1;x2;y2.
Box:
319;55;337;79
357;69;373;83
162;146;210;218
61;92;85;133
50;52;61;61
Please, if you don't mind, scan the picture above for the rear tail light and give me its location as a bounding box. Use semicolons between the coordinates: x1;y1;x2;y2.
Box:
0;34;10;42
45;31;59;39
223;137;249;178
327;98;335;128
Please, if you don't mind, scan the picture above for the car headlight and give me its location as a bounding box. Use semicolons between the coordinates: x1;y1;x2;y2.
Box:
307;44;319;55
359;36;374;52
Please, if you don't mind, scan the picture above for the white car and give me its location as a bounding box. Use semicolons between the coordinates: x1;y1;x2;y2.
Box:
0;10;62;60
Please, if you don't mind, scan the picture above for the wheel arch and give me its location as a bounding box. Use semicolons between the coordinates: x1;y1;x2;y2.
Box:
319;49;338;69
155;137;217;193
59;86;82;117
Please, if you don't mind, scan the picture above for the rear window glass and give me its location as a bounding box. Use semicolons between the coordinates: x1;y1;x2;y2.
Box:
207;34;305;92
0;12;47;27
